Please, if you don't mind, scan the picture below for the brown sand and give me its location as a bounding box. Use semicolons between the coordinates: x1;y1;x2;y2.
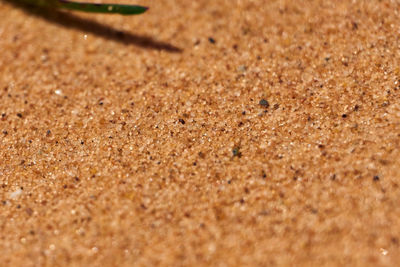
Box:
1;0;400;266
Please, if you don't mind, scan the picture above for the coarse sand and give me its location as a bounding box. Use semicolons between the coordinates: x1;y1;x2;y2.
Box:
1;0;400;266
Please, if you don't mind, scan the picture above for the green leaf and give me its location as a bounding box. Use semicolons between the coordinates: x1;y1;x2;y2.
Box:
58;0;148;15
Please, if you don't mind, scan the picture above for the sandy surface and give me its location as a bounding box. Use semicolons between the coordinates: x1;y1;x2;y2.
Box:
1;0;400;266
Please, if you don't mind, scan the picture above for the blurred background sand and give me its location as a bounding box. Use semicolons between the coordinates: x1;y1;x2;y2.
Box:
1;0;400;265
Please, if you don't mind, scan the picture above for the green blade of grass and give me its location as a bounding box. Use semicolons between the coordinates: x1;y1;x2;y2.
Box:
57;0;148;15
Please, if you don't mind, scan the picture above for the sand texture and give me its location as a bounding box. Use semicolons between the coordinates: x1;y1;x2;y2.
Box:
1;0;400;266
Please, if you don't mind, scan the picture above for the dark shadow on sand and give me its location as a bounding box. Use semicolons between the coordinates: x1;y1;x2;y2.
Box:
3;0;182;53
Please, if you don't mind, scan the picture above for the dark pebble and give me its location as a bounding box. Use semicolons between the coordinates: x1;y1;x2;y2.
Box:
232;147;242;158
259;99;269;108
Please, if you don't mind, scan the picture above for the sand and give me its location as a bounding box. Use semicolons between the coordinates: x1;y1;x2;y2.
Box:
1;0;400;266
